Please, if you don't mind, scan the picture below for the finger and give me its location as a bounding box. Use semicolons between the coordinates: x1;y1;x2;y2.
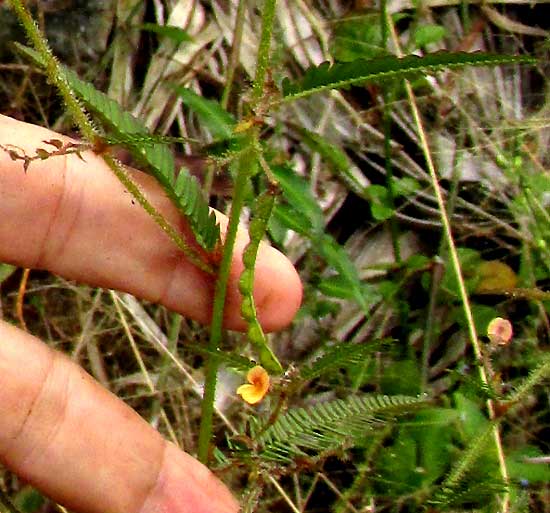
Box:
0;320;239;513
0;115;301;332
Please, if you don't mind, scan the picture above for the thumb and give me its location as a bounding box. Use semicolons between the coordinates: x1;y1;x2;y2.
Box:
0;320;239;513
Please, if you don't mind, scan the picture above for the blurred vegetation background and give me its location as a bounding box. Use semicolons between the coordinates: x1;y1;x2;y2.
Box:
0;1;549;512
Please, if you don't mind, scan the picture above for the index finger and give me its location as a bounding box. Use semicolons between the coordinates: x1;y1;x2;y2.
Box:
0;115;302;332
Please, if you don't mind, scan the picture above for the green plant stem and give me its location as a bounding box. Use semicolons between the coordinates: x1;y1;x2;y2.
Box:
380;24;401;262
9;0;95;139
422;138;462;390
382;98;401;263
384;13;509;512
381;1;405;262
437;423;495;500
101;156;214;274
416;87;509;513
10;0;213;275
197;150;252;463
479;287;550;301
13;9;151;263
251;0;277;105
198;0;279;463
409;70;510;513
221;0;247;110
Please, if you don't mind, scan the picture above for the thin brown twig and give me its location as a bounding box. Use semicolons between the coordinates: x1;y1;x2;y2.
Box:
15;268;30;331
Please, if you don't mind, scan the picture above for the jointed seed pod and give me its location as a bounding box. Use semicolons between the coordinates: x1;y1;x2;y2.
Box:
239;188;283;374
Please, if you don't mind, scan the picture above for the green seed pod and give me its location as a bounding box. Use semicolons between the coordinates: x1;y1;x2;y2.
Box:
239;186;282;374
241;245;257;269
247;324;264;346
260;346;283;374
240;296;255;321
239;268;255;296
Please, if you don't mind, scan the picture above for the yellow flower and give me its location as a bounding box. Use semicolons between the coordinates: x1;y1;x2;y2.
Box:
237;366;270;405
487;317;513;346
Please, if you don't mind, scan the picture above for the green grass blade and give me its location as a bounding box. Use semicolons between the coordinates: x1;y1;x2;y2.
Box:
172;85;236;140
138;23;193;44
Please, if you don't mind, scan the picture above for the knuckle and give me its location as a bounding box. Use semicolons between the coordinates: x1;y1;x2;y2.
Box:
34;154;84;268
4;350;71;467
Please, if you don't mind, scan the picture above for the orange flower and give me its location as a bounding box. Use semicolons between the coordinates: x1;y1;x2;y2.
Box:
487;317;513;346
237;366;270;405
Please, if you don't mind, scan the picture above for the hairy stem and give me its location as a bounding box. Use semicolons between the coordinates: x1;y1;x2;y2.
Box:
251;0;277;105
102;156;214;274
9;0;212;274
198;0;278;462
9;0;95;139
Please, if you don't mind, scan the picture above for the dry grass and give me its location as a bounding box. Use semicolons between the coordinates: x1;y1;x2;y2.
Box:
1;1;549;512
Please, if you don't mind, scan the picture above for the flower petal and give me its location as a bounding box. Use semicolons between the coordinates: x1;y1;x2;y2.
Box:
236;366;270;404
237;384;265;404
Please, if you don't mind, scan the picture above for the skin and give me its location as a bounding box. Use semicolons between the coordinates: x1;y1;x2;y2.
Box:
0;115;303;513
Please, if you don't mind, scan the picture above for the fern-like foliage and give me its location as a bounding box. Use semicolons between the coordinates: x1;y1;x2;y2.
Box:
172;168;220;252
430;480;507;509
256;394;426;462
185;345;257;373
300;340;387;381
15;43;220;253
281;52;536;101
448;369;499;401
103;133;197;147
64;68;176;175
427;421;503;509
66;68;220;252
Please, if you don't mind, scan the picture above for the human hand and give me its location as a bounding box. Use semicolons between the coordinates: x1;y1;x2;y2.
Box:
0;115;302;513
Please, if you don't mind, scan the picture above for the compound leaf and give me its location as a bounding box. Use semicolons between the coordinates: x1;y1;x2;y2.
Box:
14;43;220;252
257;394;425;462
281;52;535;101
